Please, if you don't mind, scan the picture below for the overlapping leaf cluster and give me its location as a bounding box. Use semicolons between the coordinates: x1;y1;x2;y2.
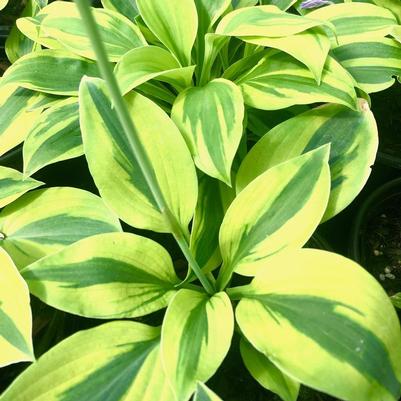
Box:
1;0;401;400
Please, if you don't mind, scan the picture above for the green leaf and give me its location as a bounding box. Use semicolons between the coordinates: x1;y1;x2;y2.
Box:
79;77;198;233
260;0;296;11
0;166;43;209
194;383;223;401
240;339;299;401
218;147;330;287
0;248;33;367
307;2;397;44
190;175;235;273
0;85;44;157
0;49;100;96
5;0;47;63
37;1;146;62
235;249;401;401
232;50;358;110
0;187;121;269
0;321;175;401
172;78;244;184
237;27;330;82
332;38;401;93
195;0;230;35
237;102;378;221
115;46;195;95
101;0;138;21
391;293;401;309
23;97;82;175
161;289;234;401
21;232;179;319
232;0;258;8
136;0;198;66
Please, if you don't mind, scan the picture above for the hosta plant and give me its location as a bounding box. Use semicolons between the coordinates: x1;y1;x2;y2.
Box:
1;0;401;400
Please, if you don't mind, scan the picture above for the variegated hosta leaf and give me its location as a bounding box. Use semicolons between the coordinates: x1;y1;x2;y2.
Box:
21;232;179;319
0;248;33;368
260;0;297;11
216;5;331;79
216;5;327;37
238;27;330;82
0;166;43;209
235;249;401;401
332;38;401;93
218;147;330;288
161;289;234;401
0;50;100;96
237;102;378;221
307;2;397;44
0;321;175;401
370;0;401;23
5;0;47;63
172;78;244;184
23;97;82;176
232;0;258;8
232;50;358;110
195;0;230;36
79;77;198;233
240;339;299;401
36;1;146;62
190;175;235;273
115;46;195;95
101;0;139;22
0;187;121;269
200;33;228;84
194;383;223;401
0;86;43;157
136;0;198;66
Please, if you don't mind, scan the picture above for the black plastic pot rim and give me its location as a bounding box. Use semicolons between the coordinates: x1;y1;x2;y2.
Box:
349;177;401;263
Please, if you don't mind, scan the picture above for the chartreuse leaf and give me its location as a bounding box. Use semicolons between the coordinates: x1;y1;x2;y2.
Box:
0;49;100;96
240;339;299;401
237;28;330;83
0;166;43;209
21;232;179;319
79;77;197;233
0;248;33;367
0;187;121;269
0;321;175;401
218;147;330;287
391;293;401;309
114;46;195;95
23;97;82;176
332;38;401;93
237;102;378;221
5;0;47;63
0;85;43;157
136;0;198;66
233;50;358;110
101;0;138;21
216;5;327;37
0;0;8;10
235;249;401;401
194;383;223;401
307;3;397;44
161;289;234;401
190;175;235;273
216;6;331;79
36;1;146;62
172;78;244;184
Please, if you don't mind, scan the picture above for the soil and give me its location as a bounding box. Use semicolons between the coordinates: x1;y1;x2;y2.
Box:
362;193;401;296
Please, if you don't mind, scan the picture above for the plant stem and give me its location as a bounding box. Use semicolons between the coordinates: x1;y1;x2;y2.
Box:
74;0;215;295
